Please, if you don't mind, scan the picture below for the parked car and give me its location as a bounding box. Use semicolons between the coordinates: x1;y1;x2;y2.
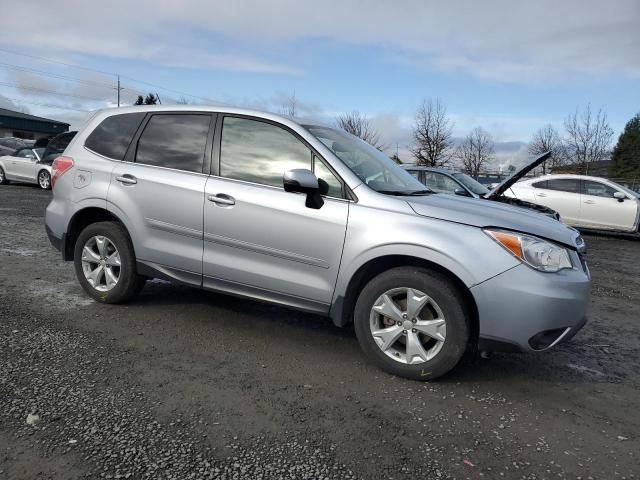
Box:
402;153;560;220
506;174;640;232
0;146;52;189
45;106;590;380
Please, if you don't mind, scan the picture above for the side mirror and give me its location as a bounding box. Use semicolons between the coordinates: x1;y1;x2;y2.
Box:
613;191;626;202
283;169;324;209
454;188;470;197
25;154;35;160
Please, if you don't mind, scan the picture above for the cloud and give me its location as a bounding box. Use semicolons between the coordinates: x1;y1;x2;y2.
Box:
1;1;637;83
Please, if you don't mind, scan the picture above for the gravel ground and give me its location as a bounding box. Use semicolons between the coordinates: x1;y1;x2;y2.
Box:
1;184;639;479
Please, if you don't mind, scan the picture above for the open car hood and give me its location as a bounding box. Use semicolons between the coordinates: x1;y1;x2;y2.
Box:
485;151;551;199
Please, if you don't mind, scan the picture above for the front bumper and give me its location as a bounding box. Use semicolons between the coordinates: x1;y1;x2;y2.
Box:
472;261;591;352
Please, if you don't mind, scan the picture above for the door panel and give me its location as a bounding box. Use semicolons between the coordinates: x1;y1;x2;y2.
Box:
109;164;207;275
107;112;213;278
532;179;581;225
203;177;348;305
580;180;637;230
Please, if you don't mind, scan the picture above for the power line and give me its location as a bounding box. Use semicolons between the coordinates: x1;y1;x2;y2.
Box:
0;50;210;102
0;47;116;78
0;97;90;112
0;62;114;88
0;81;108;102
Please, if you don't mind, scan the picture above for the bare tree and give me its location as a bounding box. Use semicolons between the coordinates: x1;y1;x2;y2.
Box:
528;124;568;174
564;104;614;174
335;111;384;149
410;98;454;167
279;92;298;117
176;96;190;105
456;127;495;178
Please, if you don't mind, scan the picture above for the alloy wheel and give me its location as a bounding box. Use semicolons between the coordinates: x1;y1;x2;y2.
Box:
369;287;446;365
39;171;50;189
81;235;121;292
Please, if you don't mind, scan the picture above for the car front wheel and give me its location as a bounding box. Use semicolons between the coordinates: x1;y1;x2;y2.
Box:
0;166;8;185
354;266;470;381
73;221;145;303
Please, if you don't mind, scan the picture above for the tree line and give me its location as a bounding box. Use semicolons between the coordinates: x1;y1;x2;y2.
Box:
324;97;638;180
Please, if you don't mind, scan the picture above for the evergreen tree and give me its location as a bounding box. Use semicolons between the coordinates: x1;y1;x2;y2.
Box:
609;113;640;179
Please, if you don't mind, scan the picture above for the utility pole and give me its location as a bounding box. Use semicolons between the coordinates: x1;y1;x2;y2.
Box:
115;74;124;107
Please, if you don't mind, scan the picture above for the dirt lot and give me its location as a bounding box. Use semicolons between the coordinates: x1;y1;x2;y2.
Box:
1;184;639;480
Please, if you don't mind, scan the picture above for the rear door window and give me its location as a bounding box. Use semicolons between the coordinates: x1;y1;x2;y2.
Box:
543;179;580;193
135;114;211;173
85;113;145;160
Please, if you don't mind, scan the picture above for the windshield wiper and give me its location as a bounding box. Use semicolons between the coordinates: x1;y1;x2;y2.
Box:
377;189;433;196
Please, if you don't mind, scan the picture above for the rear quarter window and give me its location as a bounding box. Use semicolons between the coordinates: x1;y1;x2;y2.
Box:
85;113;145;160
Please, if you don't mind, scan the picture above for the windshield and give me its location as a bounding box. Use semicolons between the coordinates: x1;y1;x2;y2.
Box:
451;172;490;196
304;126;427;194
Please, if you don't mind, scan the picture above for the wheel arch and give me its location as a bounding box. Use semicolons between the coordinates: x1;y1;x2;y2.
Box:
64;207;129;261
330;254;479;349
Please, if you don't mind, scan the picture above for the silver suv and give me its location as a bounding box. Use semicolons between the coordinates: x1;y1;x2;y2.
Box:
45;106;590;380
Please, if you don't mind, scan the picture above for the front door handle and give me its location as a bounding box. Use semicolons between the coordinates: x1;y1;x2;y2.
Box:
208;194;235;206
116;174;137;185
536;192;547;197
584;199;595;204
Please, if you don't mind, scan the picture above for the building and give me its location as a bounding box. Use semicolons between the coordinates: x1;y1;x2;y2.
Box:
0;108;70;142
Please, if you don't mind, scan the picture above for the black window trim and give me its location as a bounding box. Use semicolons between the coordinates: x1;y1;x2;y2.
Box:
123;111;217;176
213;113;356;201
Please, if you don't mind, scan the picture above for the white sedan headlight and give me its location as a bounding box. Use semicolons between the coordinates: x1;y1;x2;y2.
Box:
484;229;573;273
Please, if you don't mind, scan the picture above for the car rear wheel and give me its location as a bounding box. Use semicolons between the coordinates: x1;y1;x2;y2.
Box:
73;221;145;303
38;170;51;190
354;266;470;381
0;166;8;185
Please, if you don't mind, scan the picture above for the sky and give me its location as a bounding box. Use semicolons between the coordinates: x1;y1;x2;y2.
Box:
0;0;638;168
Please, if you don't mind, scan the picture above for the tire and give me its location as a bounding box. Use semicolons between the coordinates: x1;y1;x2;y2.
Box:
73;221;145;303
38;170;51;190
354;266;470;381
0;166;8;185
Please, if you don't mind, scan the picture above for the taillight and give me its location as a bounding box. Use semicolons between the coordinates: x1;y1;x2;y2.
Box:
51;156;74;188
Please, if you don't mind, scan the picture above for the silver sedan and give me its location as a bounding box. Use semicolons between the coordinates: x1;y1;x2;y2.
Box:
0;147;52;189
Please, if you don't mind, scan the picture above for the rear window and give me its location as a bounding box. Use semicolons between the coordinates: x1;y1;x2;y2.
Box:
85;113;145;160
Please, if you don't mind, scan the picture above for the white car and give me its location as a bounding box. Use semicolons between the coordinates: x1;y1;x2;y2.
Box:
506;174;640;232
0;147;52;189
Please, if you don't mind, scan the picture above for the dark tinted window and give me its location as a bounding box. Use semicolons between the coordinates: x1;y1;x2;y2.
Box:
135;114;210;173
221;117;311;187
85;113;144;160
582;180;617;198
543;178;580;193
532;180;547;189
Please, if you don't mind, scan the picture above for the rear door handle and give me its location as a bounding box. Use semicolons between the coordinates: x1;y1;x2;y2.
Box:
584;200;595;204
536;192;547;197
208;194;235;206
116;174;137;185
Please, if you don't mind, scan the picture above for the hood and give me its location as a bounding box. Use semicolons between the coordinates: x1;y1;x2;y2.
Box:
407;192;580;248
485;151;551;199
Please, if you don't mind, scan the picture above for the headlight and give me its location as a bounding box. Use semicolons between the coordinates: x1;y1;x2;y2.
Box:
484;228;573;273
